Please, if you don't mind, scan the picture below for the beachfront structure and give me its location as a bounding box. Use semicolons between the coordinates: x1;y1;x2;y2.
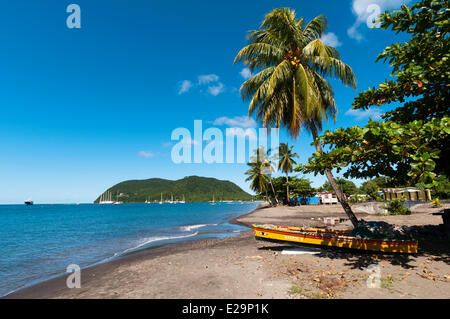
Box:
318;192;339;205
292;196;320;206
292;193;339;206
382;187;431;201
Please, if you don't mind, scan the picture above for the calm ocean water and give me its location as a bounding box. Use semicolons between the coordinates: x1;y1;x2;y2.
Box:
0;202;259;296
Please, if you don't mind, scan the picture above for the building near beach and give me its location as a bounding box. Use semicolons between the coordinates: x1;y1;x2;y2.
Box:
382;187;431;201
293;196;320;205
317;192;339;205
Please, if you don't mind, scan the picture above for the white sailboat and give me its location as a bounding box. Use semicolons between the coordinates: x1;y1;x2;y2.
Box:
159;193;163;204
210;194;216;205
99;191;114;204
179;194;186;204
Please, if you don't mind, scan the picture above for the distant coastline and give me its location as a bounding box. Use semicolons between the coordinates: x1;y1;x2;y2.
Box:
94;176;254;204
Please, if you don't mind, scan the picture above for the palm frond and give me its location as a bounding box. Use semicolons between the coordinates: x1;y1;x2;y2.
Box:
308;56;356;89
303;39;340;59
303;15;328;42
233;43;283;73
260;8;302;48
239;66;276;101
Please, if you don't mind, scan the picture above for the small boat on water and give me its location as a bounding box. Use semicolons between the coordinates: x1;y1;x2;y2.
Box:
24;198;34;205
253;224;418;254
99;191;114;204
209;194;217;205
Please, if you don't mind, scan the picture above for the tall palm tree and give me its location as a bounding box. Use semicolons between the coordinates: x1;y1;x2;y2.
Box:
234;8;359;226
245;160;271;203
278;143;298;204
249;146;279;205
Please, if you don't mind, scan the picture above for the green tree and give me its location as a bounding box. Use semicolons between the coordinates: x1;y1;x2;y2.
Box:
321;178;359;196
271;177;289;203
278;143;298;203
288;178;316;198
304;0;449;193
270;176;316;203
360;180;379;199
234;8;359;226
433;175;450;199
371;176;393;189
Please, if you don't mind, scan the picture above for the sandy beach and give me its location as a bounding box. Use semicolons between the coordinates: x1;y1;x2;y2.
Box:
5;202;450;299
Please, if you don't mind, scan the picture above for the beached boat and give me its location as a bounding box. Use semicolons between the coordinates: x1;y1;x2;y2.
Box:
253;224;418;254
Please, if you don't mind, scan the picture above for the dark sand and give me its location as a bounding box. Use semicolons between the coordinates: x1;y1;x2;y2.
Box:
5;202;450;299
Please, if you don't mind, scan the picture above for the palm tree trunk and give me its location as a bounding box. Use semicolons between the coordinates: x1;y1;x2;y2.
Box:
286;172;290;205
268;177;279;205
310;124;359;227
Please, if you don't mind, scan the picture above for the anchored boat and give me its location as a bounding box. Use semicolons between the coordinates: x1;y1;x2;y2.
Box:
253;224;418;254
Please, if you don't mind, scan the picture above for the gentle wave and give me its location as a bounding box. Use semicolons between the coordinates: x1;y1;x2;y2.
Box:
99;231;200;264
179;224;217;232
123;232;200;254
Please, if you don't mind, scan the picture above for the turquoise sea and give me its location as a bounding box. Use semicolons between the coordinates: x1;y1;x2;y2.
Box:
0;202;258;296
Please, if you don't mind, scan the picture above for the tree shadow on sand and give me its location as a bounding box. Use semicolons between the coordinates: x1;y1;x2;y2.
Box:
257;225;449;270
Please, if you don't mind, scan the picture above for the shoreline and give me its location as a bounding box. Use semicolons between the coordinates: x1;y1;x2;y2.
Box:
4;203;265;299
4;233;257;299
5;202;449;299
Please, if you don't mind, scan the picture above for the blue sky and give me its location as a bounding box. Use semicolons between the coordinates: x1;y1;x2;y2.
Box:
0;0;411;204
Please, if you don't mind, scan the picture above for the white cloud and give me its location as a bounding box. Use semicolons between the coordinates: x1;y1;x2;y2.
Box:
347;23;364;42
198;74;219;84
239;68;252;80
178;80;193;94
348;0;410;41
320;32;342;47
138;150;155;158
207;82;225;96
178;74;225;96
345;107;382;120
213;115;257;128
162;142;173;148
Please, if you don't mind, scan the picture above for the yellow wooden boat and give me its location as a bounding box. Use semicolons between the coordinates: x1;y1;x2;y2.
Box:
253;224;418;254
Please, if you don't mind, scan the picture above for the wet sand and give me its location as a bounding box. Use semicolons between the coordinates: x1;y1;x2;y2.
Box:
5;202;450;299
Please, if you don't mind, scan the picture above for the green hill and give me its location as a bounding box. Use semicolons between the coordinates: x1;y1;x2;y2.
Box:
95;176;253;203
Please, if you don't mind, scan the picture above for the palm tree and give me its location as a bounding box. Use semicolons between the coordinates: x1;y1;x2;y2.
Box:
278;143;298;204
245;161;271;203
234;8;359;226
248;146;279;205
